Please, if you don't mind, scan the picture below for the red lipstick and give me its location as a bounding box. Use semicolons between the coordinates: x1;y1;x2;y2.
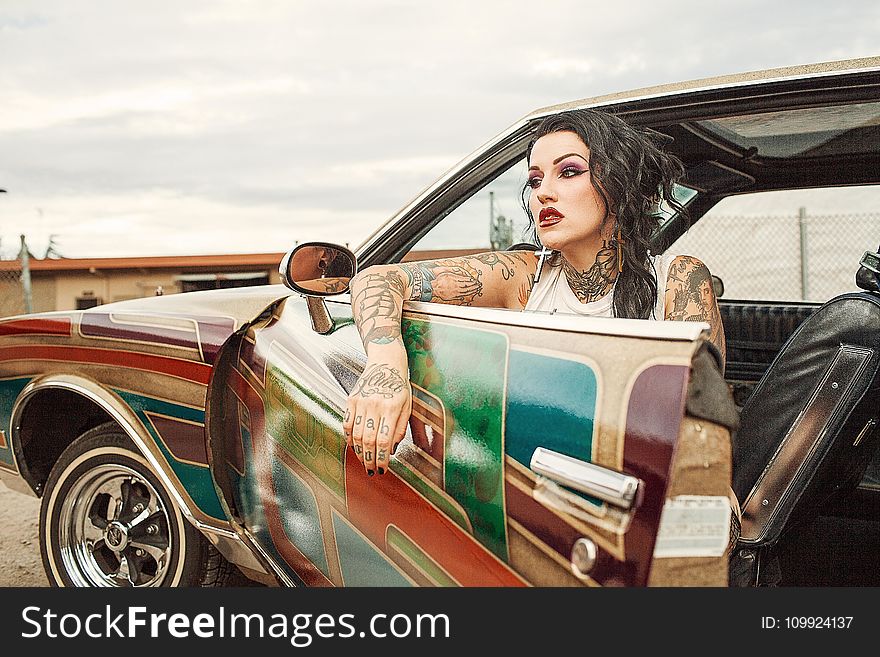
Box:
539;207;563;227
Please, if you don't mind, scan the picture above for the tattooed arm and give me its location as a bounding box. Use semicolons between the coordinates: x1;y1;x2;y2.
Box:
664;255;727;366
342;251;538;476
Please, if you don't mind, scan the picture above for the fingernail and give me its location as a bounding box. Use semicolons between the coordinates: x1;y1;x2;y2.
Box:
378;467;385;475
391;442;398;455
367;470;374;476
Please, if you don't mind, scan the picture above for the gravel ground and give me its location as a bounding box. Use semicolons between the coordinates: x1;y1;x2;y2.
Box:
0;480;49;587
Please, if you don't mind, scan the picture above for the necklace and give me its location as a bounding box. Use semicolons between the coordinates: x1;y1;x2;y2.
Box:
561;242;618;303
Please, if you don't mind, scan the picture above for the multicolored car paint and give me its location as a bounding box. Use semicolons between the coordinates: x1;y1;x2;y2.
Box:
204;290;732;587
0;268;732;587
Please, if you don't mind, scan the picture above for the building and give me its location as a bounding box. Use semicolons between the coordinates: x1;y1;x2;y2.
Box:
0;252;286;316
0;248;478;317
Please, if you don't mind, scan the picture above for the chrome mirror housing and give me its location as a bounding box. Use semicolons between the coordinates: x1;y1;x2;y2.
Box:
279;242;357;334
280;242;357;296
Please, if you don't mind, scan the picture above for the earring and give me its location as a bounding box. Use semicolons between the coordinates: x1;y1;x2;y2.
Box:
616;226;625;273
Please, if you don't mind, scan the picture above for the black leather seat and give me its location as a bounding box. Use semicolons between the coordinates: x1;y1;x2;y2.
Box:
730;246;880;585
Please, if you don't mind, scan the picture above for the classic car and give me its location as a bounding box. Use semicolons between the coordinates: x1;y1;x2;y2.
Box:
1;57;878;587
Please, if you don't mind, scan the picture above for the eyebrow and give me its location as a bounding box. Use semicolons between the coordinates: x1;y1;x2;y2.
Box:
528;152;589;171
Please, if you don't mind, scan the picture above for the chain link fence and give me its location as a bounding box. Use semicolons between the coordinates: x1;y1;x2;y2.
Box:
672;211;879;302
0;257;25;318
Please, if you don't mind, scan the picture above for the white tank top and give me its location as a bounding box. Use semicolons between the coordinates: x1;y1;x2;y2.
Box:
524;253;678;320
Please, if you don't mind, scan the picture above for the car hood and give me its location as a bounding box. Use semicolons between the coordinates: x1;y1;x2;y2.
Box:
85;284;294;329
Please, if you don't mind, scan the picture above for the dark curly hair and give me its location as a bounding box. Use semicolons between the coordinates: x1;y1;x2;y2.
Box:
521;108;686;319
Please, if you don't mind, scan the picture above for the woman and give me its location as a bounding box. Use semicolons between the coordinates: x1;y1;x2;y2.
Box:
342;108;725;476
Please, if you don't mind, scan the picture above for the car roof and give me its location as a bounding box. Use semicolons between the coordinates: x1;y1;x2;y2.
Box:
526;57;880;120
523;57;880;201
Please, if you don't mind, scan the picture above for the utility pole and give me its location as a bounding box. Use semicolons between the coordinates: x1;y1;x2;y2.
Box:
798;207;809;301
489;191;512;251
19;234;33;314
489;191;496;249
0;189;5;259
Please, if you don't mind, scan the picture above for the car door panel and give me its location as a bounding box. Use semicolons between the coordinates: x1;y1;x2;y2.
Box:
208;296;727;587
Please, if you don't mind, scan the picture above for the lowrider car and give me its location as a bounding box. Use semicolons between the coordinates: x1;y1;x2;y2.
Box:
1;57;878;587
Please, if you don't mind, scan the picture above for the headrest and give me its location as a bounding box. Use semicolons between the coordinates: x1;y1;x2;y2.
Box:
856;248;880;293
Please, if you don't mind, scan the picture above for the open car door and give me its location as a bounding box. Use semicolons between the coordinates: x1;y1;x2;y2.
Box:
207;294;736;587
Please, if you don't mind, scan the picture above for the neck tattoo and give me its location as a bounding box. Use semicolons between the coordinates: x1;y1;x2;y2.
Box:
561;242;618;303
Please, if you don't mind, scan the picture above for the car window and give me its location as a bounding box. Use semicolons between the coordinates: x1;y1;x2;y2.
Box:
670;185;880;302
409;158;533;255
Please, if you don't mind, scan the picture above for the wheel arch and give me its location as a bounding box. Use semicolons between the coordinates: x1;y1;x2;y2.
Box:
12;374;272;581
12;375;230;535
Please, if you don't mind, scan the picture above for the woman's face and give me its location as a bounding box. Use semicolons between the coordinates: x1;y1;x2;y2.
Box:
527;130;613;259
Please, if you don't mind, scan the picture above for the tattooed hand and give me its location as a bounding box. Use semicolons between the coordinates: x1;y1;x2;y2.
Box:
343;360;412;477
344;253;538;479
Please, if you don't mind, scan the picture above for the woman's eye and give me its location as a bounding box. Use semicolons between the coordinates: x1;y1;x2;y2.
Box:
561;166;585;178
526;177;542;189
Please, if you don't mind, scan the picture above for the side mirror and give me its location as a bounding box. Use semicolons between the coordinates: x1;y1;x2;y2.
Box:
279;242;358;335
280;242;357;296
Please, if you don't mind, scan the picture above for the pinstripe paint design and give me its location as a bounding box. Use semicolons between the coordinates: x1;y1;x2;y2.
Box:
332;511;414;587
386;525;459;586
113;390;226;521
403;318;510;562
504;349;597;471
0;377;32;469
78;312;235;363
0;317;72;337
270;458;331;578
622;364;689;585
410;384;445;470
225;365;330;586
0;344;212;385
144;413;209;466
226;342;525;586
344;447;527;586
226;385;307;586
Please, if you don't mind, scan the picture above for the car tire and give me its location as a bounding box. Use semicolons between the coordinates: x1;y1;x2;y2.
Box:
39;422;234;587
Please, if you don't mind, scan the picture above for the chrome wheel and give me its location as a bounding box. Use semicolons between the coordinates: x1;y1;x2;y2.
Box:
57;463;172;587
41;423;240;587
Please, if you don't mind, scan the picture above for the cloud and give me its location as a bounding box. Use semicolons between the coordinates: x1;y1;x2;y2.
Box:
1;0;879;257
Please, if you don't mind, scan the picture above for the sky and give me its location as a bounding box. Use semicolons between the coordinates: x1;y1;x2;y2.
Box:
0;0;878;259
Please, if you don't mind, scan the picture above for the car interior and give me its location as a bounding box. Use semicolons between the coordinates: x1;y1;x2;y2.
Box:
651;99;880;586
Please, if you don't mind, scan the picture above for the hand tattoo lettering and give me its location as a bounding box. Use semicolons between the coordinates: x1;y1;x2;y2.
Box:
353;364;407;399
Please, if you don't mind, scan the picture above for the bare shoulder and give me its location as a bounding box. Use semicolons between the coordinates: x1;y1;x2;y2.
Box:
666;255;712;284
664;254;726;362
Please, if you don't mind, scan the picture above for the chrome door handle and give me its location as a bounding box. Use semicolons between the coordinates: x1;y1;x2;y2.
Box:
530;447;641;510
